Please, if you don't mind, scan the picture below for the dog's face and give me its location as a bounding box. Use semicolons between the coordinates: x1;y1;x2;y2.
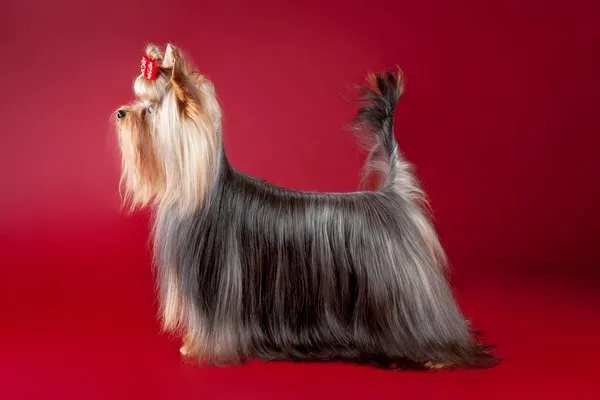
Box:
115;44;221;213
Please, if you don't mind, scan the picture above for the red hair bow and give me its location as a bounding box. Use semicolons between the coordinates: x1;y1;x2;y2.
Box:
141;55;159;80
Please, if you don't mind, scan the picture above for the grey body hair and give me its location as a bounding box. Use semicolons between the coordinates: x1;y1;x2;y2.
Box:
151;71;497;369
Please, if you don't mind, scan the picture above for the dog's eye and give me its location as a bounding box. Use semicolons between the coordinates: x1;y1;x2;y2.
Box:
147;105;154;115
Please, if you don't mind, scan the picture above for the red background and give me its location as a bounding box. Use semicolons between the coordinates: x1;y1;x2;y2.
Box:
1;0;599;398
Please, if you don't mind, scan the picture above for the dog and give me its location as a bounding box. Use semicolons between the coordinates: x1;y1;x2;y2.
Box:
114;43;498;370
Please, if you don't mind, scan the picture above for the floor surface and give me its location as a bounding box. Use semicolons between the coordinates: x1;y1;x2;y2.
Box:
1;217;598;399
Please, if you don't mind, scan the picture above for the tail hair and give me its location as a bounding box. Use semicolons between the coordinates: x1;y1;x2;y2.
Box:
352;68;448;270
351;68;404;191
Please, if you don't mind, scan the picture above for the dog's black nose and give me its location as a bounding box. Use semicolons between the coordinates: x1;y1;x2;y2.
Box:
117;110;126;120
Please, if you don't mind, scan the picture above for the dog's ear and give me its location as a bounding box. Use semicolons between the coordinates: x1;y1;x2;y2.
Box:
162;44;178;68
162;44;190;103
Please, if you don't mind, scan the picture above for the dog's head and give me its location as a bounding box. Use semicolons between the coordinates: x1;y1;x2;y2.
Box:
115;44;221;213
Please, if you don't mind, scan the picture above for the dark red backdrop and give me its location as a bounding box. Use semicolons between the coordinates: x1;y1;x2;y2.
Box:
1;0;599;398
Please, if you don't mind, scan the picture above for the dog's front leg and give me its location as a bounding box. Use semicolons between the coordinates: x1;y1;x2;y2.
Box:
179;332;193;356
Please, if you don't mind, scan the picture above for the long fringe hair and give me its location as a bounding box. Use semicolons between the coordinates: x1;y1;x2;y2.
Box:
116;44;499;370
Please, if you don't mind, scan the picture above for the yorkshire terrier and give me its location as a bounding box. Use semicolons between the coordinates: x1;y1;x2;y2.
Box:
115;43;498;370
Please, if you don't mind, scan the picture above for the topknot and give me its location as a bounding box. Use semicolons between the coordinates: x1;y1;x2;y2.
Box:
133;44;170;102
145;44;164;62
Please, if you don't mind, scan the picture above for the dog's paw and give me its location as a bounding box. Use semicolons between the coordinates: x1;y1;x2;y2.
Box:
424;361;454;370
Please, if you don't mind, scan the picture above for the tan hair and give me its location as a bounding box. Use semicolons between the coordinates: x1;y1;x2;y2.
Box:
116;44;222;215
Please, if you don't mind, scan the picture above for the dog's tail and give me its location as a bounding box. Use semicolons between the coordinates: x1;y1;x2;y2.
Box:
352;69;448;269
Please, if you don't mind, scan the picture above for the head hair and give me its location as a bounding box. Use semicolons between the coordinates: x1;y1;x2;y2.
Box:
116;43;222;215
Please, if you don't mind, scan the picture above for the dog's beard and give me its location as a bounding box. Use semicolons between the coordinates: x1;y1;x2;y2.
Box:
116;104;164;209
